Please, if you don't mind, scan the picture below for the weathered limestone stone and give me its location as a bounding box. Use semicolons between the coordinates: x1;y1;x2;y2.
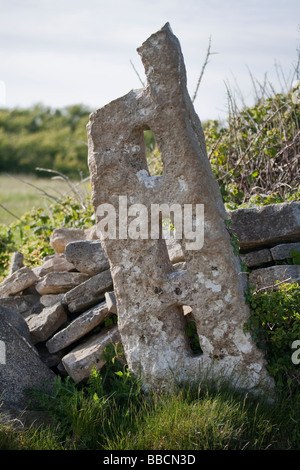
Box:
270;242;300;261
26;302;68;344
40;294;65;307
50;226;98;253
35;272;90;295
230;202;300;251
0;266;38;298
240;249;272;268
0;315;55;412
32;253;75;277
165;238;185;264
65;240;110;275
46;302;109;353
249;265;300;290
105;291;117;314
61;325;120;382
87;23;273;392
0;294;42;317
8;251;24;275
64;269;113;313
0;305;31;342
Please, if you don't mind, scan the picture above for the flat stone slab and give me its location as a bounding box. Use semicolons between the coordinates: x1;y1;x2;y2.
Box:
270;242;300;261
230;202;300;251
46;302;109;353
35;272;90;295
32;253;75;277
65;240;110;275
249;265;300;290
0;315;56;413
240;249;272;268
64;269;113;313
61;325;120;382
26;302;68;344
50;226;98;253
0;266;38;298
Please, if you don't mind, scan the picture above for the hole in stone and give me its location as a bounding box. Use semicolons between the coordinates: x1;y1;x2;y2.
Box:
182;306;203;356
144;130;163;176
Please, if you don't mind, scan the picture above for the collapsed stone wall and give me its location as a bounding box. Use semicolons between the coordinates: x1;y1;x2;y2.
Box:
0;201;300;412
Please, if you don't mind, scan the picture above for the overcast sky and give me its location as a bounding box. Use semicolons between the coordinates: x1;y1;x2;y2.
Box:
0;0;299;121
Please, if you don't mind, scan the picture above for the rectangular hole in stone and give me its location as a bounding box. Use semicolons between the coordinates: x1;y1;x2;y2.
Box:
182;306;203;356
143;130;163;176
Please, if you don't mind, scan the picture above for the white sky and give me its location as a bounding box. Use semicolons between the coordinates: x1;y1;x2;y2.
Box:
0;0;299;121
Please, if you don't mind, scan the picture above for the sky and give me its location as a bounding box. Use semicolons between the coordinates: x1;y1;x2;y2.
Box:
0;0;299;122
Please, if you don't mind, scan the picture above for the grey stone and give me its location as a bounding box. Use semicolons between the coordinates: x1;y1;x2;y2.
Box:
0;305;31;342
61;325;120;382
230;202;300;251
87;23;273;393
35;272;90;295
0;266;38;298
50;226;98;253
240;249;272;268
0;294;42;317
249;265;300;290
32;253;75;277
65;239;110;275
64;269;113;313
46;302;109;354
8;251;24;275
165;238;185;264
26;302;68;344
105;291;117;314
270;242;300;261
0;315;55;413
40;294;65;308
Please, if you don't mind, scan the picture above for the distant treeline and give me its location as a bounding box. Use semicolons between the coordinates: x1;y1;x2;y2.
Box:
0;104;92;178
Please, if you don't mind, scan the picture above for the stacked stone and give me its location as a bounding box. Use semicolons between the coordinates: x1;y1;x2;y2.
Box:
229;201;300;290
0;226;119;386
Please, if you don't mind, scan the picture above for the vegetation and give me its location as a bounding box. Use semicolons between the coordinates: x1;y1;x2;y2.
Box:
0;104;91;178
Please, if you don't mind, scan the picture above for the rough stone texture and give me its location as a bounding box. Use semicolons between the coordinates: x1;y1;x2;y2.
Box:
35;272;90;295
0;294;42;317
46;302;109;353
270;242;300;261
230;202;300;251
165;238;185;264
240;249;272;268
105;291;117;314
249;265;300;290
32;253;75;277
26;302;68;344
50;226;98;253
65;240;110;275
62;325;120;382
0;315;55;413
0;305;31;342
40;294;65;307
8;251;24;275
0;266;38;298
87;23;273;392
64;269;113;313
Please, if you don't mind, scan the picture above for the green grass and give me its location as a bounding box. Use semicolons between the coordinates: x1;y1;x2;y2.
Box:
0;173;91;225
1;372;300;451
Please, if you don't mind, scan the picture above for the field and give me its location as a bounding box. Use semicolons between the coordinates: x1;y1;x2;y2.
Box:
0;173;91;225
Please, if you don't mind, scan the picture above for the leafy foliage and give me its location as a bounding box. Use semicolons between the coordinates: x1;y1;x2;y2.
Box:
0;104;91;178
245;283;300;391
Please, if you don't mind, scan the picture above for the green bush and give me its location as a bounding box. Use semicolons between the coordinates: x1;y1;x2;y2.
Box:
245;283;300;391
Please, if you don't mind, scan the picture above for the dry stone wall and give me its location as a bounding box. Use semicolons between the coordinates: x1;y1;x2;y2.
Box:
0;201;300;411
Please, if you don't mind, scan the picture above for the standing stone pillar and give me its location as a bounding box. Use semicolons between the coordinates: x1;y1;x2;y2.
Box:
87;23;273;392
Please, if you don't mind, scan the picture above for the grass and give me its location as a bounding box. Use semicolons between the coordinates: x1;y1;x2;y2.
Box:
1;371;300;451
0;173;91;225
